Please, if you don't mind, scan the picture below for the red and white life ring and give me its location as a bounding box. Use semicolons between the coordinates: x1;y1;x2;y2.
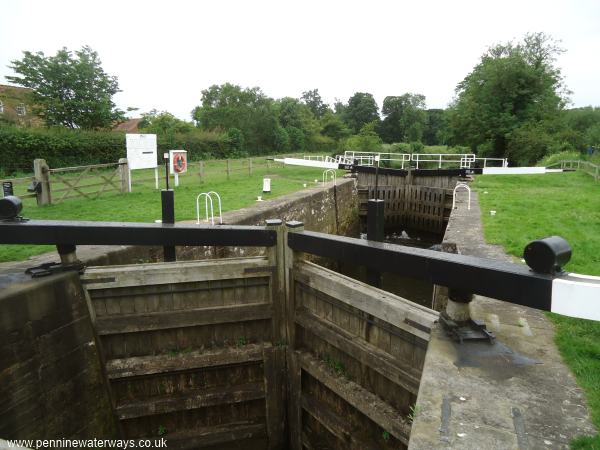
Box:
173;153;187;173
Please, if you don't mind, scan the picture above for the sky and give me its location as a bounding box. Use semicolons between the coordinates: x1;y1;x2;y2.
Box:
1;0;599;120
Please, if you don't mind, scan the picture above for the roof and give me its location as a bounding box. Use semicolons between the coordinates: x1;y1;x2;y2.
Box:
115;118;142;133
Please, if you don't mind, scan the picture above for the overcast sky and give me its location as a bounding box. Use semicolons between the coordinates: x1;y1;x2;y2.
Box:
1;0;599;120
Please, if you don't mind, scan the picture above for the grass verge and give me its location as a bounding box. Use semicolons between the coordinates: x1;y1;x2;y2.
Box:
0;164;335;262
474;171;600;448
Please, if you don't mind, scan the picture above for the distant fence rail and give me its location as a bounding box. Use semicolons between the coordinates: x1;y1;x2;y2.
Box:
547;160;599;181
1;156;293;206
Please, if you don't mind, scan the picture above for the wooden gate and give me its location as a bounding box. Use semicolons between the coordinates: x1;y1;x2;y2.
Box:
49;162;124;203
358;185;452;233
286;247;438;449
82;256;285;449
79;222;439;449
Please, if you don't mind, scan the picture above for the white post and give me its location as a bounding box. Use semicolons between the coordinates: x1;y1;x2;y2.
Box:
154;167;159;189
128;169;132;193
439;154;442;169
174;172;179;187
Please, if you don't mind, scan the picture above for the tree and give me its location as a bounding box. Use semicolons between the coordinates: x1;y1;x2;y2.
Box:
286;126;305;151
275;97;319;136
342;121;382;153
423;109;447;145
301;89;329;119
448;32;568;161
380;94;427;143
587;124;600;150
343;92;379;134
192;83;278;152
225;127;245;155
273;126;290;152
139;110;195;134
320;111;351;141
6;46;126;129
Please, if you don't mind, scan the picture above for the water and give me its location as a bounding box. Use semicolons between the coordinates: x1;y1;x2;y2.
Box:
339;227;441;307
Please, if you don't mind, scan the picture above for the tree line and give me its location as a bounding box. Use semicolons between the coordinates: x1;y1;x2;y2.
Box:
3;33;600;166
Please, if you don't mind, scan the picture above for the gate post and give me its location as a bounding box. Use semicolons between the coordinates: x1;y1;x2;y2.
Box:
265;219;286;449
266;219;286;344
366;199;385;287
33;159;51;206
118;158;130;193
284;220;304;450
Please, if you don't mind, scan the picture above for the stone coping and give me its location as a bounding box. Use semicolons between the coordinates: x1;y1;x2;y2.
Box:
409;191;596;449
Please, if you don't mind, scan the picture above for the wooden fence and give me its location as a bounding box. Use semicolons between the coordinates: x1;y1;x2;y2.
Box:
548;160;600;181
13;157;287;206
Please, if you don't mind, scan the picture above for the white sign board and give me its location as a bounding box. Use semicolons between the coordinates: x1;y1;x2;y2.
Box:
126;134;157;170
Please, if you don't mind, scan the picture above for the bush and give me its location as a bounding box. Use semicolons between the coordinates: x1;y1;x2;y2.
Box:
409;141;424;152
224;128;246;158
388;142;411;153
309;134;337;153
536;151;582;167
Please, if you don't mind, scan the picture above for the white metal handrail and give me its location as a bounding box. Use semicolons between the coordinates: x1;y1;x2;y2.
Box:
412;153;476;169
343;151;411;168
475;157;509;168
196;191;222;225
300;152;508;170
452;182;471;210
322;169;337;186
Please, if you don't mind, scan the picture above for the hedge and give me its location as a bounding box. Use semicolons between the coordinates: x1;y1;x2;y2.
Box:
0;126;339;175
0;126;227;174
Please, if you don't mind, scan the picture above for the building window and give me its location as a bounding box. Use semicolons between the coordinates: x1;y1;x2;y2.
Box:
16;103;26;116
0;100;3;114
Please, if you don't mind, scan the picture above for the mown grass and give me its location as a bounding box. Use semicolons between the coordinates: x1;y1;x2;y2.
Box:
0;163;335;262
474;171;600;448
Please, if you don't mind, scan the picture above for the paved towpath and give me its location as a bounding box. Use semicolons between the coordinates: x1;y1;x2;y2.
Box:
409;191;596;449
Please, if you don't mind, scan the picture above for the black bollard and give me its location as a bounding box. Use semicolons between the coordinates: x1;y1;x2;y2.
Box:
161;152;176;262
161;189;176;262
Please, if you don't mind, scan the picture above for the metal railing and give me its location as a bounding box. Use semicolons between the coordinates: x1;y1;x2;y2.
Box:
411;153;476;169
343;151;412;168
322;169;337;186
196;191;223;225
475;157;509;168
